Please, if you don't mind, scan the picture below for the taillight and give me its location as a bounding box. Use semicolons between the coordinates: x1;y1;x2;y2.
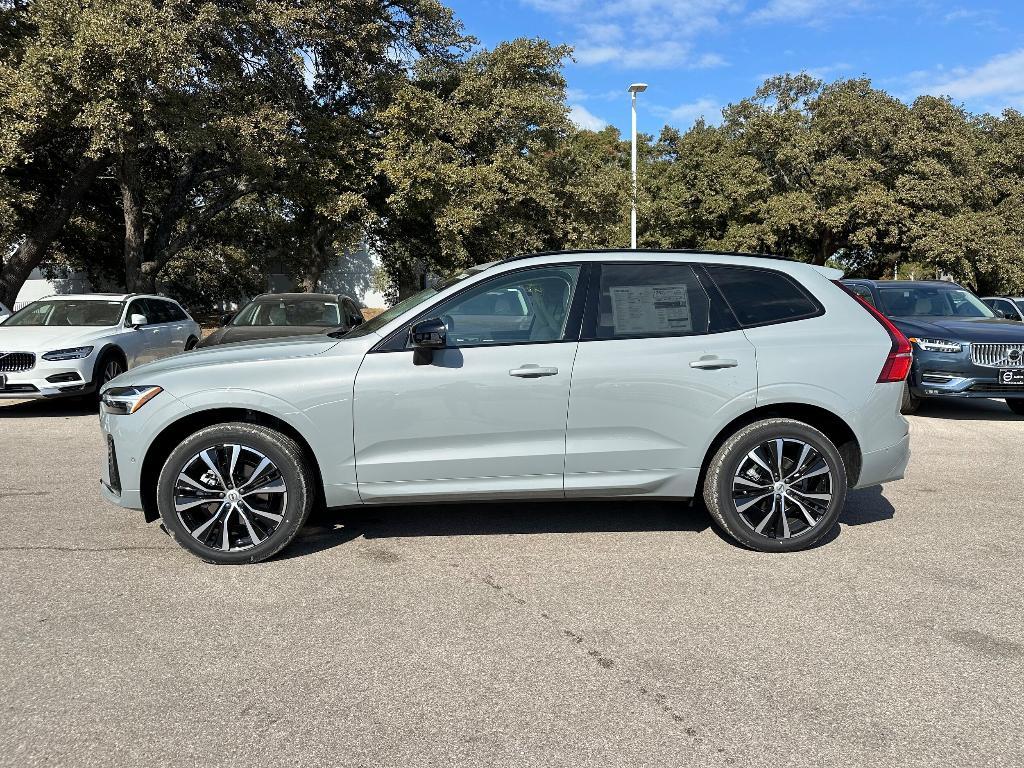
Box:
832;281;913;383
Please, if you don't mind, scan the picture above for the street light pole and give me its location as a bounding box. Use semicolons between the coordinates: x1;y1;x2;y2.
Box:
628;83;648;250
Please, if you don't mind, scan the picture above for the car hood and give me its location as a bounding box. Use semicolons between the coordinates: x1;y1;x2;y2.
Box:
199;325;338;347
0;324;116;350
121;334;343;382
891;316;1024;343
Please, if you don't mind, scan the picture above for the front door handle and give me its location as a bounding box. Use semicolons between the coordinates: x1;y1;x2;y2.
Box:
509;365;559;378
690;357;739;370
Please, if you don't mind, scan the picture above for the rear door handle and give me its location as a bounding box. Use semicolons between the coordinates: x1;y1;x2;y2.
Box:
509;365;559;378
690;357;739;370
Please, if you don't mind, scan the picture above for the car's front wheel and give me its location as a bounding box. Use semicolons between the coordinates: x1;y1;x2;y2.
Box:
92;350;126;403
900;382;921;415
156;422;314;564
1007;399;1024;416
703;418;848;552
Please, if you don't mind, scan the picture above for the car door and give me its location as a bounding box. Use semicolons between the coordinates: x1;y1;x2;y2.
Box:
564;261;757;498
155;299;191;354
121;298;163;366
352;263;585;502
343;299;364;329
993;298;1023;321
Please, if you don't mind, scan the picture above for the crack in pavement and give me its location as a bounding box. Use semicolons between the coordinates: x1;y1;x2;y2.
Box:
447;559;736;764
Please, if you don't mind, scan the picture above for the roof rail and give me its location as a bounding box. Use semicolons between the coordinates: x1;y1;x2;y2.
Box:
501;247;796;264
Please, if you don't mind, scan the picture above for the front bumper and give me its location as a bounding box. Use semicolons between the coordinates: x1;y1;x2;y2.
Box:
0;354;96;399
100;389;186;513
910;348;1024;400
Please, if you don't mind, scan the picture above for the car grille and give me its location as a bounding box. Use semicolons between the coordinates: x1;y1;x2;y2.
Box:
971;343;1024;368
0;352;35;372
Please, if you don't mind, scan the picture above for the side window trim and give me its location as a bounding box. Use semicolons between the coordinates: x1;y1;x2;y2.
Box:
580;261;739;342
370;262;590;353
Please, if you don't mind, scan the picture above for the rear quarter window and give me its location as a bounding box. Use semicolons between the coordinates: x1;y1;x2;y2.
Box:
705;265;823;327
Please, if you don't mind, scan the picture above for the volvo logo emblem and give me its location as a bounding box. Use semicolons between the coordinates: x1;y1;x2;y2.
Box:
1009;348;1022;361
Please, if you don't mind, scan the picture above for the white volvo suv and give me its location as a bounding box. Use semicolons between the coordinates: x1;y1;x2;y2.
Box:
0;293;200;400
98;251;912;562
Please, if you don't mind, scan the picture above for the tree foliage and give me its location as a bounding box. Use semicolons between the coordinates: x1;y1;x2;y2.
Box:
2;1;1023;308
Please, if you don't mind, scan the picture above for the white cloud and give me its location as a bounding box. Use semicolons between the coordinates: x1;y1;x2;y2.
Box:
747;0;868;24
748;0;825;22
915;48;1024;101
653;97;723;126
520;0;736;70
569;103;609;130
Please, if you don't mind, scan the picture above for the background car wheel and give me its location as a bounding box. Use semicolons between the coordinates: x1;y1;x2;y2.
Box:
1007;399;1024;416
900;382;921;415
93;350;126;402
156;422;314;564
703;418;848;553
185;336;199;351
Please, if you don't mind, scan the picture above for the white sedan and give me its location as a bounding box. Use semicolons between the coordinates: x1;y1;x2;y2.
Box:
0;293;200;400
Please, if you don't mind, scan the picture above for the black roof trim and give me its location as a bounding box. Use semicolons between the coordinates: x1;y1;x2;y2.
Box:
502;247;796;264
841;278;962;286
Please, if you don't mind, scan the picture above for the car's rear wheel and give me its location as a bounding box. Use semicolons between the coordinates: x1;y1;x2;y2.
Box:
1007;399;1024;416
900;382;921;415
156;422;313;564
185;336;199;351
703;418;848;552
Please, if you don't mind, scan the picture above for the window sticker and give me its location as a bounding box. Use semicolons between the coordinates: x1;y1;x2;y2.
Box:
609;284;692;334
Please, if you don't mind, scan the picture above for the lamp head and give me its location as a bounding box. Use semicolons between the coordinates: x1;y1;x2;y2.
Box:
628;83;648;94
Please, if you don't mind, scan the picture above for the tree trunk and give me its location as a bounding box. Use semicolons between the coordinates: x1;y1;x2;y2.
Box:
814;233;832;266
395;261;426;300
119;151;153;292
297;221;342;292
0;155;106;308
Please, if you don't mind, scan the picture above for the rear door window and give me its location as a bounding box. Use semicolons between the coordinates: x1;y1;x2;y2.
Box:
584;262;736;340
705;265;823;327
161;300;188;321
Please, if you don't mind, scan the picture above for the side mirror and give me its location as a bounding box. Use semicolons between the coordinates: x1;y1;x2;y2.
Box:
409;317;446;365
219;312;235;326
129;313;148;328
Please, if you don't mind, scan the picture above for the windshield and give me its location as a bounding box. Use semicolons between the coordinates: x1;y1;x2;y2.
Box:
877;285;994;319
340;288;439;338
5;299;125;327
339;263;496;339
232;298;340;327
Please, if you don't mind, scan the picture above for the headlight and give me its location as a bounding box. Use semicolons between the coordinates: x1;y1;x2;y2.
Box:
42;346;94;361
908;338;962;353
101;385;163;415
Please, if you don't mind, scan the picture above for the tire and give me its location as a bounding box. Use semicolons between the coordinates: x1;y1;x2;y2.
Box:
92;350;126;402
156;422;314;564
185;336;199;351
900;382;921;415
703;418;848;553
1007;399;1024;416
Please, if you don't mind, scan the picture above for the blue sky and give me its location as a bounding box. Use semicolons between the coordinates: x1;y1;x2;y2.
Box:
446;0;1024;136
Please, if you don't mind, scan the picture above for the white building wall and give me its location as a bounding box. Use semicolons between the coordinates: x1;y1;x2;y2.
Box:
14;267;91;310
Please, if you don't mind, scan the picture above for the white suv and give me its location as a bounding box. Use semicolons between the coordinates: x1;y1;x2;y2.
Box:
0;293;200;400
98;251;911;562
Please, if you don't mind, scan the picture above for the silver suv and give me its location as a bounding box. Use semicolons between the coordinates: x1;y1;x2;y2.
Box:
98;251;911;563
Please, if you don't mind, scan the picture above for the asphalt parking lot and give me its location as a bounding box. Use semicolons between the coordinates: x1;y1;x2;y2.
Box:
1;397;1023;767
